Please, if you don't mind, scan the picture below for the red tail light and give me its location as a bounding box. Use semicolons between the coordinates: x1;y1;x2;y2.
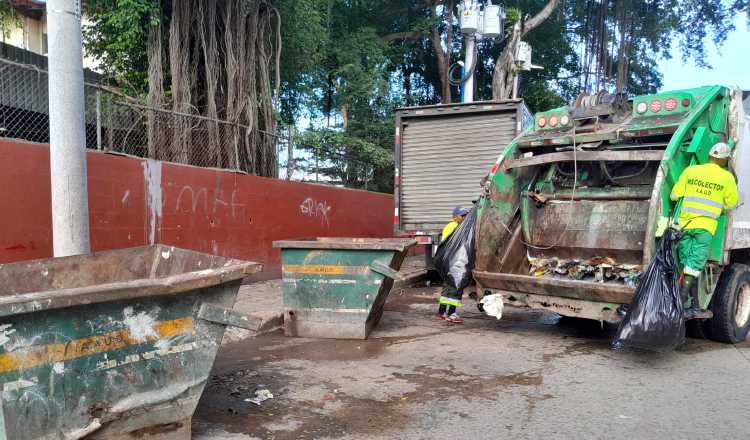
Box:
549;116;559;127
650;99;662;112
490;163;499;174
682;98;690;107
664;98;677;111
393;215;399;225
394;175;400;186
538;117;547;128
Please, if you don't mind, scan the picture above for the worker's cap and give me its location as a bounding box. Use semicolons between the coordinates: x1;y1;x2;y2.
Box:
452;206;469;217
709;142;731;159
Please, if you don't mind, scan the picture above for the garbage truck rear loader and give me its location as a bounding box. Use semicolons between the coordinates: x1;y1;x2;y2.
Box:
474;87;750;343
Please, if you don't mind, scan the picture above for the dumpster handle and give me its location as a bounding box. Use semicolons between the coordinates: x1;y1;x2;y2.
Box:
197;303;264;331
370;261;407;282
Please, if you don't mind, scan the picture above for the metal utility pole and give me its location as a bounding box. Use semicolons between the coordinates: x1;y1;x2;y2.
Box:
463;35;476;103
456;1;504;103
47;0;91;257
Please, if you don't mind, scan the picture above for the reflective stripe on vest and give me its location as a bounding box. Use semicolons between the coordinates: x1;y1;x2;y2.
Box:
682;206;720;219
683;196;724;209
438;296;462;307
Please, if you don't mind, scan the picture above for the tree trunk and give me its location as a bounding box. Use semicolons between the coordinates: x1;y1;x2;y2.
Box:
492;0;559;100
615;3;627;94
430;0;453;103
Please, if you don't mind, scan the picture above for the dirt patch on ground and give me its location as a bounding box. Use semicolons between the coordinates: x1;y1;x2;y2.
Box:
383;286;438;313
194;363;414;440
194;289;642;439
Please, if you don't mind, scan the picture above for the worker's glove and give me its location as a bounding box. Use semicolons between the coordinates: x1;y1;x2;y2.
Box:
655;216;669;238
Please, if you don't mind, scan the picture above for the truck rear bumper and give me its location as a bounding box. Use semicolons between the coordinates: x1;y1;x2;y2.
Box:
474;270;634;321
493;291;622;322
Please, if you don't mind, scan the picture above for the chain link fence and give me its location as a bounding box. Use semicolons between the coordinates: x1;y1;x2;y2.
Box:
0;55;390;189
0;56;276;173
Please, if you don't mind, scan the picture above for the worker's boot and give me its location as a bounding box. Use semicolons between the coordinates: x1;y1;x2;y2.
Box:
679;282;691;306
685;285;713;320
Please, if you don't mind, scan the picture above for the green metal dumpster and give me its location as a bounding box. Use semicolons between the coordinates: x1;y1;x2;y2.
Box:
0;245;262;440
273;238;416;339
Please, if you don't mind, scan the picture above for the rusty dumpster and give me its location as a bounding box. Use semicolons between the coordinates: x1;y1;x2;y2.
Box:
273;238;416;339
0;245;262;440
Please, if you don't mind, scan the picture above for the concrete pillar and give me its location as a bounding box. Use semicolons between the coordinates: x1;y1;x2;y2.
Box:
47;0;91;256
463;35;476;103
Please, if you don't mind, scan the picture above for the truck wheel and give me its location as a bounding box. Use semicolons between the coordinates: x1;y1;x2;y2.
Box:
709;263;750;343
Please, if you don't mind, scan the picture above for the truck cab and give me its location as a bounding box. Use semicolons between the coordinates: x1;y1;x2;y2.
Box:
475;86;750;343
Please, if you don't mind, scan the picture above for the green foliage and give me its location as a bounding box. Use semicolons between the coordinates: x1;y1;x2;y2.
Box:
504;7;522;32
83;0;159;95
283;1;399;192
277;0;330;122
519;80;566;113
79;0;747;190
0;3;21;39
298;128;393;191
675;0;745;67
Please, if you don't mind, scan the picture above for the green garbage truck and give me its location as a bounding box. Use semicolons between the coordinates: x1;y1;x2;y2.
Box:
474;86;750;343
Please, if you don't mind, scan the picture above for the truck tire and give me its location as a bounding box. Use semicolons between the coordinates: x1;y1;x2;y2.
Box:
708;263;750;343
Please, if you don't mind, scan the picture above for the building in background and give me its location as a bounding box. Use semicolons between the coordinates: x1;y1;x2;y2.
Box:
1;0;99;70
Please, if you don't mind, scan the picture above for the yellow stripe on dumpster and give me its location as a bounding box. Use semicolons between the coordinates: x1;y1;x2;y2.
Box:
282;264;370;275
0;316;194;374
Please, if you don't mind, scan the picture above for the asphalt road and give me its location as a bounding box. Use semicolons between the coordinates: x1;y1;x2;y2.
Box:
193;285;750;440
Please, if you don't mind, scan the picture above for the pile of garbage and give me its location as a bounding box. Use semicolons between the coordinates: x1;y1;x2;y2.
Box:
528;255;642;286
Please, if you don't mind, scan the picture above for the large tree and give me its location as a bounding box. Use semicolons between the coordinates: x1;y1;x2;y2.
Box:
85;0;281;176
80;0;748;189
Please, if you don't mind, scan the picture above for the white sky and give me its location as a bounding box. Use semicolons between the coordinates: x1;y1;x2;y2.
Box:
659;15;749;92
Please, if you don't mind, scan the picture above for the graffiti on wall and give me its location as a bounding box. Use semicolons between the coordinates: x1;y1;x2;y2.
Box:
300;197;332;228
174;186;246;221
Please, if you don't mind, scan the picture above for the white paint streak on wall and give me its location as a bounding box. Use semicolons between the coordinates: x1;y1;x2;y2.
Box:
52;362;65;374
143;160;163;245
121;190;130;204
123;307;159;342
0;324;16;347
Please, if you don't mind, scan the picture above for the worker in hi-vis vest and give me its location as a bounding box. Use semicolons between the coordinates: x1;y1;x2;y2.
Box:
436;206;469;323
670;142;739;319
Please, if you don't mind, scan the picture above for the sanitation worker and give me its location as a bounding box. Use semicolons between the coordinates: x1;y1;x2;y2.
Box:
670;142;739;319
436;206;469;323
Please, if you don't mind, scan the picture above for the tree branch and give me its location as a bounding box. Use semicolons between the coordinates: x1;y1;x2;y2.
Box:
381;31;424;42
522;0;559;37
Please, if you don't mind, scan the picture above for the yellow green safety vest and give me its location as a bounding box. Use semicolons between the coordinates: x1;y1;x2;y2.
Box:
670;163;739;235
441;220;459;242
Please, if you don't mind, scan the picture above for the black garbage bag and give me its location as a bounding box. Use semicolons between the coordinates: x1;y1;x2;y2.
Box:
434;205;478;290
612;228;685;352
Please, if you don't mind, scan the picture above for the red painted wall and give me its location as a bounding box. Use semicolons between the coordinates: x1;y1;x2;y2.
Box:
0;139;393;278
